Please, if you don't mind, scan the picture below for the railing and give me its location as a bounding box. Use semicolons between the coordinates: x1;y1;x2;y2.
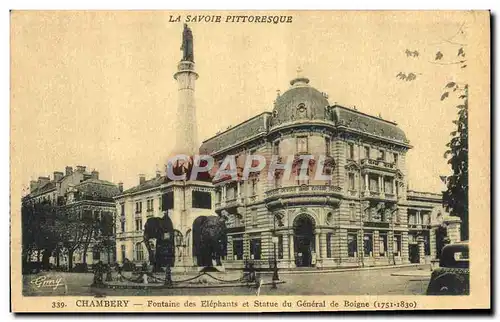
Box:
360;158;395;170
265;184;342;198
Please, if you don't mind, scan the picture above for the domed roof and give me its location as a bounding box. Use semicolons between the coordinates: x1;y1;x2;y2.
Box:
270;75;330;127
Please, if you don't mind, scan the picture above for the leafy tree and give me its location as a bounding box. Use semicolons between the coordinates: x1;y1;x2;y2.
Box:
397;21;469;241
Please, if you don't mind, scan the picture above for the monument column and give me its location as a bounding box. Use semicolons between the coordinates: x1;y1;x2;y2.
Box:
173;24;199;156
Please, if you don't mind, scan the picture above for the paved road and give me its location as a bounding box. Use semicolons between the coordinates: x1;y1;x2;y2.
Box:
23;266;430;296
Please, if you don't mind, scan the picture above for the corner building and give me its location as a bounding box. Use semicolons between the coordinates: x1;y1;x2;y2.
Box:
200;74;461;269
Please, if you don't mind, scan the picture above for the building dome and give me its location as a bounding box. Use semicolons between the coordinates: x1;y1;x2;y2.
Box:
270;75;330;128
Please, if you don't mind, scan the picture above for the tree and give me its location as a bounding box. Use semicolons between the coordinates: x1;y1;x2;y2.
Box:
397;21;469;241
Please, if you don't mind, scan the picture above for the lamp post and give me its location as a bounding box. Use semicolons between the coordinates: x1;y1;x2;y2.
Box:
164;232;172;286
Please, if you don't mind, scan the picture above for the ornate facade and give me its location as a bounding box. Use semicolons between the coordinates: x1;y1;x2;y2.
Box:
22;166;120;268
199;74;461;269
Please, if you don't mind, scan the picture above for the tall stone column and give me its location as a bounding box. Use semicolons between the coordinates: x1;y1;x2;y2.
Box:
288;232;295;267
364;173;369;192
173;58;199;156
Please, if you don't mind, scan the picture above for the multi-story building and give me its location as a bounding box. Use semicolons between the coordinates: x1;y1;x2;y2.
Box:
22;166;120;268
114;25;460;270
199;74;461;269
113;172;214;269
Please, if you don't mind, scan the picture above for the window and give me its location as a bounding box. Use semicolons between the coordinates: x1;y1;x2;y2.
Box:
326;233;333;258
273;141;280;156
120;203;125;216
349;204;356;221
379;234;388;257
348;233;358;257
363;233;373;257
192;191;212;209
226;184;236;200
393;235;402;256
135;218;143;231
369;175;379;192
384;177;393;194
348;173;355;190
325;137;331;156
232;236;243;260
278;235;284;259
121;245;126;262
250;237;261;260
120;217;126;232
162;192;174;210
348;143;355;159
379;149;385;160
393;153;398;165
135;243;144;262
146;199;154;211
215;190;222;203
297;136;308;153
364;146;370;159
135;201;142;214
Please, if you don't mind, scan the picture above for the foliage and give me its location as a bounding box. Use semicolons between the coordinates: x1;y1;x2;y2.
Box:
21;199;116;271
396;23;469;241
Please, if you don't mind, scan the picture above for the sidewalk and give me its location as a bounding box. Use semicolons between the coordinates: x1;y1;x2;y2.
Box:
390;269;431;278
260;263;430;275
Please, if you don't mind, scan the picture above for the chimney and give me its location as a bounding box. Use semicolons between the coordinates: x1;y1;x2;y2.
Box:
118;182;123;193
139;174;146;185
53;171;64;182
38;176;50;186
156;170;161;179
76;165;86;173
91;170;99;180
30;180;38;192
65;166;73;176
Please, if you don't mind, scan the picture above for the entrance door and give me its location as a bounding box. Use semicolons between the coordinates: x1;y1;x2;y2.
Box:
408;244;419;263
293;215;315;267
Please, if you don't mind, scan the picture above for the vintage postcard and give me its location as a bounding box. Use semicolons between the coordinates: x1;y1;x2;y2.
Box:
10;10;490;312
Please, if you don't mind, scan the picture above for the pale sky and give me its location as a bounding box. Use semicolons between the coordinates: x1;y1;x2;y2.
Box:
11;11;475;194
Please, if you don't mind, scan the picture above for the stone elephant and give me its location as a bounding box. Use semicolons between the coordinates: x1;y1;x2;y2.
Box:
192;213;228;267
143;214;175;272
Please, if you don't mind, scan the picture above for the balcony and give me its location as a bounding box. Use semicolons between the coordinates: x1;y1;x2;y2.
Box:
360;158;396;172
215;197;244;213
265;184;342;209
363;221;390;229
361;190;398;201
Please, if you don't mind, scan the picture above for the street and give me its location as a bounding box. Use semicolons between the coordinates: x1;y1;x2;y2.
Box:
23;266;430;296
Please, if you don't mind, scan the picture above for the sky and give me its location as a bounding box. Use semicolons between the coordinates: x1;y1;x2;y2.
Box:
11;11;476;194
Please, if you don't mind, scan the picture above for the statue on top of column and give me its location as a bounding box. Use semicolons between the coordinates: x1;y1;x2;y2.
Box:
180;24;194;62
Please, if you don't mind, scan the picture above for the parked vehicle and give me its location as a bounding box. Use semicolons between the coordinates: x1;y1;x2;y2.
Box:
426;241;469;295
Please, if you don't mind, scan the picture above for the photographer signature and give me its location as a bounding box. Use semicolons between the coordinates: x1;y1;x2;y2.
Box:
30;275;64;291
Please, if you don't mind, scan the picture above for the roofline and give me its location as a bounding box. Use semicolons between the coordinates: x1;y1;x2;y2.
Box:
114;180;214;200
201;111;271;144
332;104;399;126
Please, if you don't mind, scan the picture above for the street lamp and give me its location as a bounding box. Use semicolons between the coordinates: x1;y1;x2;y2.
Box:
163;232;172;286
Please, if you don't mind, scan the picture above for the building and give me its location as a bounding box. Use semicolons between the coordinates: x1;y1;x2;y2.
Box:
199;73;461;269
114;24;215;270
114;25;461;271
22;166;120;268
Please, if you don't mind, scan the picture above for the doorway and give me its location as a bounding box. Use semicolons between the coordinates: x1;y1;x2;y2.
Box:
294;215;315;267
408;244;419;263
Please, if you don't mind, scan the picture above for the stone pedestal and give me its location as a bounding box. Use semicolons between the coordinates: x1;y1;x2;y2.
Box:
444;216;462;243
